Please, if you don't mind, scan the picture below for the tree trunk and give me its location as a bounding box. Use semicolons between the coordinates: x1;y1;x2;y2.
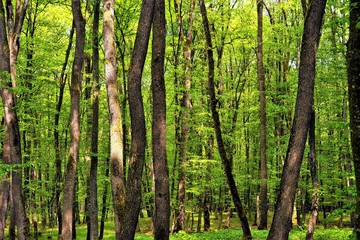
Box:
306;111;320;240
0;0;30;238
121;0;154;239
103;0;125;238
346;0;360;237
198;0;252;239
99;158;110;240
267;1;326;239
60;0;85;238
257;0;268;230
172;0;195;233
87;0;100;238
151;0;170;238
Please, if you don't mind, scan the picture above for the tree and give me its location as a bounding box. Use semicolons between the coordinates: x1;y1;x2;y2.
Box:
103;0;125;238
256;0;268;230
121;0;154;238
60;0;85;238
87;0;100;238
0;0;30;238
151;0;170;238
199;0;252;239
347;0;360;237
267;0;327;239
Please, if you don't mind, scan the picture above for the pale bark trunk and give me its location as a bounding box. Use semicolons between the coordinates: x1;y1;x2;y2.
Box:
103;0;125;238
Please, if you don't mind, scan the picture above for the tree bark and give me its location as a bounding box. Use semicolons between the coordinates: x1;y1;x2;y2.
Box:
347;0;360;238
198;0;252;239
0;0;30;238
121;0;154;239
60;0;85;239
151;0;170;238
306;110;319;240
267;0;326;239
87;0;100;238
103;0;125;238
172;0;195;232
257;0;268;230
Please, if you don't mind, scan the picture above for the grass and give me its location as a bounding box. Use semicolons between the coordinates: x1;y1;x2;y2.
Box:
35;217;354;240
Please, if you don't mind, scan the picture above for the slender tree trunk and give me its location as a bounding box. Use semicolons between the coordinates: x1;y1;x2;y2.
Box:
103;0;125;238
0;0;30;238
60;0;85;238
347;0;360;237
198;0;252;239
99;158;110;240
172;0;195;232
54;22;74;235
306;110;320;240
257;0;268;230
87;0;100;238
152;0;170;238
267;1;326;239
121;0;154;239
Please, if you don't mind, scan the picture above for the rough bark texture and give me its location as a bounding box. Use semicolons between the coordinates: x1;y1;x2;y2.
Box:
0;0;30;238
55;21;74;235
121;0;154;239
103;0;125;239
60;0;85;239
199;0;252;239
152;0;170;238
172;0;195;232
306;111;320;240
267;0;326;239
347;0;360;238
87;0;100;238
257;0;268;230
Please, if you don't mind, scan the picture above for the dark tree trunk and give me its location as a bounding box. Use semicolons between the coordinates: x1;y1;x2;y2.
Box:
257;0;268;230
198;0;252;239
103;0;125;238
60;0;85;238
121;0;154;239
87;0;100;238
151;0;170;238
99;158;110;240
347;0;360;238
306;110;320;240
267;0;326;239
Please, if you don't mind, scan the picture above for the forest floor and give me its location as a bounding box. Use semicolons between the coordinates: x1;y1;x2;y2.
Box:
36;214;354;239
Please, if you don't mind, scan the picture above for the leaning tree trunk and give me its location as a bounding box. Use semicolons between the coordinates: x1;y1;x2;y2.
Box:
267;0;326;239
121;0;154;239
103;0;125;238
257;0;268;230
198;0;252;239
60;0;85;239
347;0;360;238
151;0;170;238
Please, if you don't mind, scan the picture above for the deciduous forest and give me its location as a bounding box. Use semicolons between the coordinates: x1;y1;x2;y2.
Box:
0;0;359;239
